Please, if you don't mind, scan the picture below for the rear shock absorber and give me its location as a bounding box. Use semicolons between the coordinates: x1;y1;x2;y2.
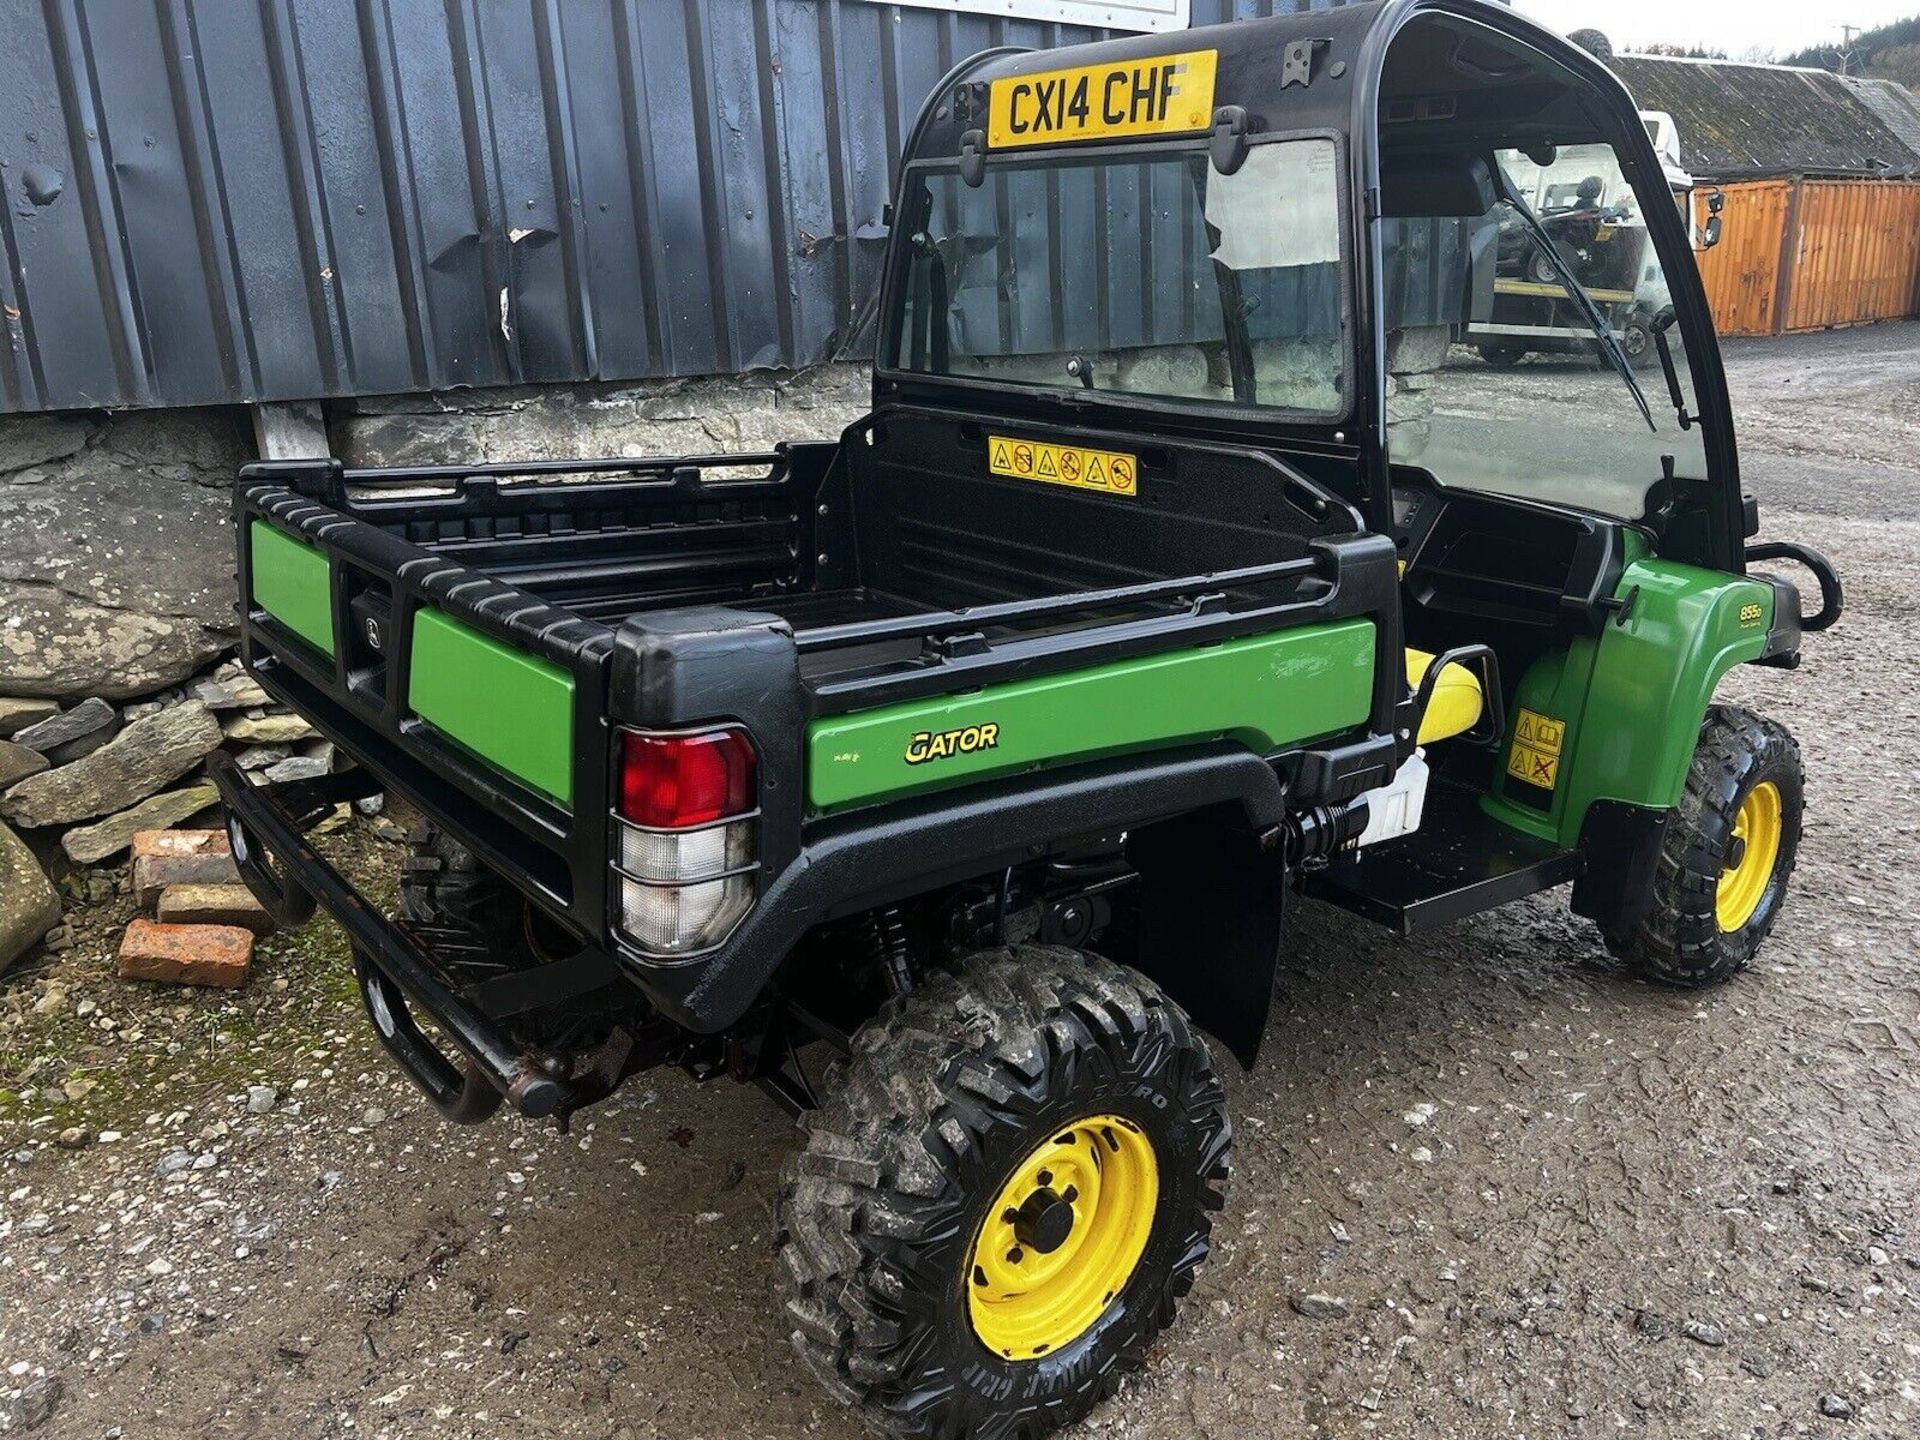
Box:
860;906;917;997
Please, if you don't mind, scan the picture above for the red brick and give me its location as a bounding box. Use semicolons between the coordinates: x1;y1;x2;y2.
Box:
118;919;253;989
156;883;274;936
130;828;230;862
134;852;243;909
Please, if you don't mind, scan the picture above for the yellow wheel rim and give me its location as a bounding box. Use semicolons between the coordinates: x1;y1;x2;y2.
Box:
1717;780;1783;933
966;1114;1159;1360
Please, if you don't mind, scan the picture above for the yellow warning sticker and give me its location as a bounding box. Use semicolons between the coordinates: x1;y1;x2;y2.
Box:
987;435;1138;498
1506;707;1567;792
988;50;1218;149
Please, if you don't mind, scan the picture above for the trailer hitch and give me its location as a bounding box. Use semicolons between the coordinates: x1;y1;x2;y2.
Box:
208;751;577;1124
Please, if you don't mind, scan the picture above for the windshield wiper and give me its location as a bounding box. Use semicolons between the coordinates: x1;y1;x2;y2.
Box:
1494;171;1655;432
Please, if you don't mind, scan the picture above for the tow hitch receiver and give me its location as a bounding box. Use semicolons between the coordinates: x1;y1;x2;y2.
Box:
208;752;574;1122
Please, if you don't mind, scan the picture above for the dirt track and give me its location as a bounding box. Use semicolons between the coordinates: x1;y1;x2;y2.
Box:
3;324;1918;1439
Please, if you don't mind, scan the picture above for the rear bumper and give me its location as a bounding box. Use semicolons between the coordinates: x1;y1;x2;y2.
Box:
209;752;575;1122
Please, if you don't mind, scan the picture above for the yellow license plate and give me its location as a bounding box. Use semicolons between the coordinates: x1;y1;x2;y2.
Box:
988;435;1138;498
988;50;1217;149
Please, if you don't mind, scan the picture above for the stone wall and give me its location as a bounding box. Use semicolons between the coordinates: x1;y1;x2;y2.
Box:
0;364;872;707
332;365;872;470
0;409;250;701
0;367;872;965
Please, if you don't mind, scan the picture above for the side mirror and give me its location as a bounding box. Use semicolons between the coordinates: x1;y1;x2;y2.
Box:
1703;213;1723;249
1708;190;1726;214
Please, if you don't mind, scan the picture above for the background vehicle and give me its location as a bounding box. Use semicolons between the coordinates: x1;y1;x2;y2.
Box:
1471;110;1725;367
214;2;1839;1435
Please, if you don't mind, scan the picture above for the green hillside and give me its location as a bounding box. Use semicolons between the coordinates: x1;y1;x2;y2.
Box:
1786;17;1920;85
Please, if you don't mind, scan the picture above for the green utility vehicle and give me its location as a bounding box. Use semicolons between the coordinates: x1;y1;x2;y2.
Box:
215;2;1841;1434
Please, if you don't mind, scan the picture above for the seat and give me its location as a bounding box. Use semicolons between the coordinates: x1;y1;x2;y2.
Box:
1405;648;1485;744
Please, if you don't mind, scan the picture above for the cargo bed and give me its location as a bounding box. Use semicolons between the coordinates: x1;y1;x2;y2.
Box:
232;440;1399;961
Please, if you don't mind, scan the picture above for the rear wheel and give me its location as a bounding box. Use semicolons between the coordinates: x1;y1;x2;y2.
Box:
1618;315;1657;369
1477;340;1527;367
776;946;1231;1439
1610;705;1804;986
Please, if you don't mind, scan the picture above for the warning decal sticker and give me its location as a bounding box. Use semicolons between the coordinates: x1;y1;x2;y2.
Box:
1506;708;1567;792
987;435;1138;498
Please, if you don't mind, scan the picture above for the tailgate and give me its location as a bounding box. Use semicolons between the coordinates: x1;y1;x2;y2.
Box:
235;474;616;936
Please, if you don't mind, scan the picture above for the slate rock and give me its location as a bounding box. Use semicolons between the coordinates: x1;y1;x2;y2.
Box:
1289;1292;1351;1320
235;743;291;772
5;1373;63;1432
262;755;330;784
0;697;60;738
1682;1318;1725;1347
0;740;50;791
189;675;270;710
12;697;117;755
60;784;220;865
0;410;245;698
0;702;223;828
0;821;62;976
0;413;95;471
222;713;317;745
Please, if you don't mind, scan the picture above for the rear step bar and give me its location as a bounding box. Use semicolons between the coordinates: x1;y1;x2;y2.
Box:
208;752;573;1122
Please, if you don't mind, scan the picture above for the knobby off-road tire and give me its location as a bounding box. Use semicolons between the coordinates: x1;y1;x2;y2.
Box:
397;823;544;979
1610;704;1803;986
776;946;1231;1439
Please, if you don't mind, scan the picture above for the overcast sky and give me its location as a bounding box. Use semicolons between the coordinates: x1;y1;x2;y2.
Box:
1512;0;1916;59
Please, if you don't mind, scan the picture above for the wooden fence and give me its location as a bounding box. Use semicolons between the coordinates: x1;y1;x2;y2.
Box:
1694;179;1920;337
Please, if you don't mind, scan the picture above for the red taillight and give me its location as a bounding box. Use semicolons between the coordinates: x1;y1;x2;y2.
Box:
617;728;756;829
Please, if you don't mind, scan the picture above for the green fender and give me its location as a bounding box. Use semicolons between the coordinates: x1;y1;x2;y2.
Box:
1483;558;1775;847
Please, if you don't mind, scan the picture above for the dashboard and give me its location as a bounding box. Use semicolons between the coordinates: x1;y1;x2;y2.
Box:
1389;467;1627;631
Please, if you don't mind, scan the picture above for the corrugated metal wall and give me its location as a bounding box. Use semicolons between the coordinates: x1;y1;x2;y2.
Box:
1693;179;1920;336
0;0;1348;416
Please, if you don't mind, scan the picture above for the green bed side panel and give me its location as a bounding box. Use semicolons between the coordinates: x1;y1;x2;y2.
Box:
806;619;1377;811
248;520;335;658
408;609;575;807
1482;557;1773;846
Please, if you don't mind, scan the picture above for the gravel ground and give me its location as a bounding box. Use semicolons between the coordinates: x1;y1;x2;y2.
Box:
3;323;1917;1439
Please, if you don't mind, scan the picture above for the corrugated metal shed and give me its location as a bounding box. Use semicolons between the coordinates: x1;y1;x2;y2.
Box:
0;0;1358;416
1612;55;1920;184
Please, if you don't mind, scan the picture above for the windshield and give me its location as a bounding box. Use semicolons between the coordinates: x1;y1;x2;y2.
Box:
888;138;1348;416
1382;144;1708;522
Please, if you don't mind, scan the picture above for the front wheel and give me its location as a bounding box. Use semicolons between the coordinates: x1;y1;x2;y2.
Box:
776;946;1231;1439
1610;705;1804;985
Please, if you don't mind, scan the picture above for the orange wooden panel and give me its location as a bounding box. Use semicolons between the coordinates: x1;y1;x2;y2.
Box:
1692;181;1790;336
1784;181;1920;332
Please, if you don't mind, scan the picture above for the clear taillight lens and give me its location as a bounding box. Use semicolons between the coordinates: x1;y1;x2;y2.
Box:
618;873;755;957
619;819;755;884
